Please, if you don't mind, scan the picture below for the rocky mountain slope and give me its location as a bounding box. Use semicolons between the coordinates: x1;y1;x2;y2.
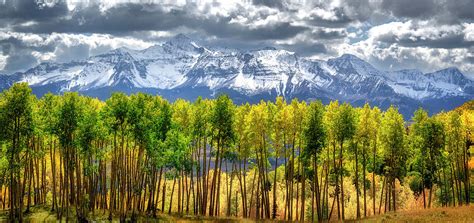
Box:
1;34;472;118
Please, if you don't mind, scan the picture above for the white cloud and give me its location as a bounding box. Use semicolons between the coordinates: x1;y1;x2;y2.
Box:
334;38;474;75
317;20;474;76
368;20;466;44
0;31;156;72
0;54;7;71
464;23;474;41
0;0;472;76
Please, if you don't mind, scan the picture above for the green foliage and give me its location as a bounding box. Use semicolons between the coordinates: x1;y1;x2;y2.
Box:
128;93;154;146
409;108;446;189
407;171;423;198
103;92;130;133
303;100;326;159
56;92;83;149
379;106;407;180
211;94;235;148
0;83;471;220
0;83;35;169
335;102;356;144
163;128;191;173
0;82;34;147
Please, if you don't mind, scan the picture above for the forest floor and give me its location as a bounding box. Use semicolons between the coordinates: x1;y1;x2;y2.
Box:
351;205;474;223
1;205;474;222
0;206;261;222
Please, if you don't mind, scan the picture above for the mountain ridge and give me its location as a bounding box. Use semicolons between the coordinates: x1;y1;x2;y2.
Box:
0;34;472;118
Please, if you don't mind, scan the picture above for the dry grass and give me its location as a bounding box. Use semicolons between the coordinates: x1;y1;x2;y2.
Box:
1;205;474;222
350;205;474;223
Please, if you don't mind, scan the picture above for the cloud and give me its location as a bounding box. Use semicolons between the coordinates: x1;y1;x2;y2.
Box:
252;0;284;9
380;0;474;24
311;28;347;40
0;0;69;21
9;2;308;41
0;31;153;73
335;23;474;75
369;21;474;49
0;0;472;76
381;0;438;19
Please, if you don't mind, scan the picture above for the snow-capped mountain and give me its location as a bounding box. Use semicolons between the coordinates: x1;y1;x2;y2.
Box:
0;34;472;118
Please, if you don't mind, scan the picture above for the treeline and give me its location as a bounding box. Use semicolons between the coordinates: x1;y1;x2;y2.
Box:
0;83;472;222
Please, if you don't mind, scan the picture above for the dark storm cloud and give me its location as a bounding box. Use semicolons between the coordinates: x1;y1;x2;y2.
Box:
311;29;347;40
303;0;377;28
10;3;307;41
381;0;438;19
466;55;474;64
375;32;474;49
54;43;91;63
13;4;187;34
305;7;353;28
446;0;474;21
201;21;308;41
381;0;474;23
252;0;284;9
0;36;55;53
0;0;473;75
1;37;39;73
278;42;328;56
3;53;37;73
0;37;41;72
0;0;69;21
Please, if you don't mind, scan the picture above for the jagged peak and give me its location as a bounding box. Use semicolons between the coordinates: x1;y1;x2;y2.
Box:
249;47;296;58
169;33;192;43
424;67;472;85
427;67;464;77
327;53;379;75
109;47;134;55
336;54;366;62
164;33;201;51
436;67;462;74
328;54;368;67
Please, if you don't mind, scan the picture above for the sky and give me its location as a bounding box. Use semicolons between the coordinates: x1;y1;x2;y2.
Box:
0;0;473;76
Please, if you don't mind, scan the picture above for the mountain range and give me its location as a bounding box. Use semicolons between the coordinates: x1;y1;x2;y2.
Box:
0;34;472;118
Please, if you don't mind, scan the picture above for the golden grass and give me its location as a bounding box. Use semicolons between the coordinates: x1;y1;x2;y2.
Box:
350;205;474;223
1;205;474;222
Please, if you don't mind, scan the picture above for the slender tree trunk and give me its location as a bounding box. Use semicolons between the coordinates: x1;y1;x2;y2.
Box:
339;141;345;220
378;176;385;214
272;157;278;219
161;179;166;214
314;156;322;221
170;175;177;215
428;185;433;208
463;141;470;204
372;141;377;215
355;142;361;219
363;142;367;217
450;164;457;206
332;141;340;220
26;154;32;213
392;179;396;211
248;168;257;219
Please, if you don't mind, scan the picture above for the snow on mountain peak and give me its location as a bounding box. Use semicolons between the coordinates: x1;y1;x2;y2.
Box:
164;34;203;52
1;34;472;118
339;53;364;61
